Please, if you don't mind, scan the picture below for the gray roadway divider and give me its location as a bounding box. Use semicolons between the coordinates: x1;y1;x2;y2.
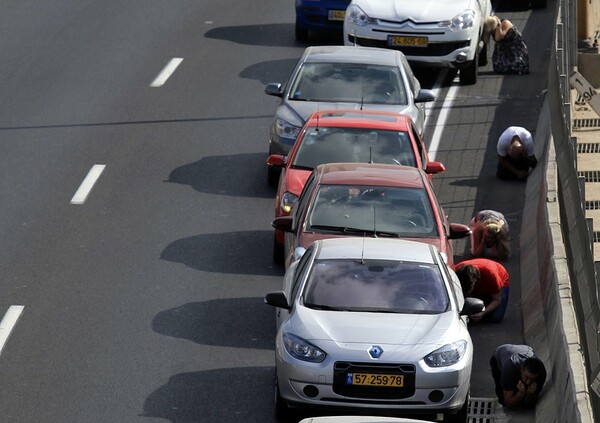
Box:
520;97;594;422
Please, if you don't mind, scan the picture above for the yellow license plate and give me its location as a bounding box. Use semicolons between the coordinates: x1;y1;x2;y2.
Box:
388;35;428;47
328;10;346;21
351;373;404;387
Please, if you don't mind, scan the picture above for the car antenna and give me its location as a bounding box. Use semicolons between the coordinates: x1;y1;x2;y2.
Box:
360;73;365;110
361;234;365;264
372;204;377;239
316;103;320;132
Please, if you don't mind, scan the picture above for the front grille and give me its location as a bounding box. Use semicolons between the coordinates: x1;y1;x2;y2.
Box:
333;361;416;399
347;35;469;57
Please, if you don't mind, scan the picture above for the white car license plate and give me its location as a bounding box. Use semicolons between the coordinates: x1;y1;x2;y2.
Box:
388;35;428;47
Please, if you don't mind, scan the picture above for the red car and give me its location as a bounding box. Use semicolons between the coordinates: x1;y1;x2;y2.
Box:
272;162;470;268
268;110;445;262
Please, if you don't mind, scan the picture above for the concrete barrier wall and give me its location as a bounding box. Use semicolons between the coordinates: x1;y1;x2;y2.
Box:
520;97;594;422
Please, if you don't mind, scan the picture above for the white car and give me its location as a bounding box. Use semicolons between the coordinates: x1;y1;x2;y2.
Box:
265;237;484;422
343;0;492;85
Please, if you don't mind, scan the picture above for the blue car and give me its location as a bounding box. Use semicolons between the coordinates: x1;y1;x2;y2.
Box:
295;0;351;41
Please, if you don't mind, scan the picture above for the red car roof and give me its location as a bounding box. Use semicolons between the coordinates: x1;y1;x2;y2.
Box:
316;163;426;188
304;109;412;131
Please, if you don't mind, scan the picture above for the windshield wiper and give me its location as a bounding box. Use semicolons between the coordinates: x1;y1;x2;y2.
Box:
310;225;400;237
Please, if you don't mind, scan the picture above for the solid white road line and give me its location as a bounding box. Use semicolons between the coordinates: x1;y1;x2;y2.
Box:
150;57;183;87
426;71;460;161
0;305;24;357
70;164;106;205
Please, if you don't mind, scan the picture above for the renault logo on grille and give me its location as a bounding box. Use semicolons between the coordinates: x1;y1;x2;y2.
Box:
368;345;383;359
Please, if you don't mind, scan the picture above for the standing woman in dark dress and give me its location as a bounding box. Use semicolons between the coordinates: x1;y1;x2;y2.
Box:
483;16;530;75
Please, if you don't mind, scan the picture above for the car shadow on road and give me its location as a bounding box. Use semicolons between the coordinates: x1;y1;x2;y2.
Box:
141;366;276;422
152;298;275;350
205;23;343;48
160;230;284;276
165;153;276;199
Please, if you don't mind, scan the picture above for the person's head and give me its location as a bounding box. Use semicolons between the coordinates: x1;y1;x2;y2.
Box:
482;16;501;43
455;265;480;296
482;219;511;260
484;16;501;31
508;136;526;160
521;357;546;385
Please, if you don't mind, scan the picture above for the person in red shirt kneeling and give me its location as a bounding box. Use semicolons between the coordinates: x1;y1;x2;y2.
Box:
455;258;510;323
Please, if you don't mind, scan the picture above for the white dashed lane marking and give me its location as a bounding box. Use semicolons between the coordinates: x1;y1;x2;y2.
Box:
70;164;106;205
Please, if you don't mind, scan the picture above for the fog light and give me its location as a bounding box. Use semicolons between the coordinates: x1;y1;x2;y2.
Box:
455;52;468;63
428;390;444;403
303;385;319;398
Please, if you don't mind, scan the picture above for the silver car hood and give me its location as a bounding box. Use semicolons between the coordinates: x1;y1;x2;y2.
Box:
280;101;414;128
290;306;458;347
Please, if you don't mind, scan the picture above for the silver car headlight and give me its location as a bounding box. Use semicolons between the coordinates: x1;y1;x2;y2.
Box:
282;333;327;363
281;192;299;214
449;10;475;30
424;340;467;367
345;4;375;26
275;118;302;140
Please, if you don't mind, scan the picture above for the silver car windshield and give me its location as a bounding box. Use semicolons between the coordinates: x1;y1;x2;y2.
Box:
303;259;449;314
307;185;437;237
288;63;408;105
292;128;416;170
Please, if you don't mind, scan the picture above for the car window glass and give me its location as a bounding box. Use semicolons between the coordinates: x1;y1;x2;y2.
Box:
426;179;449;234
399;54;418;96
292;128;415;169
292;247;313;302
288;63;408;105
293;172;316;227
307;185;438;237
410;124;426;166
303;259;449;313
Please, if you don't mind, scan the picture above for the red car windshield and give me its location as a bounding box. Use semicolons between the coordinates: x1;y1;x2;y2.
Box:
307;185;437;237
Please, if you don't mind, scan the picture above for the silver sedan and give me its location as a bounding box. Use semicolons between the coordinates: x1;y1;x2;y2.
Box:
265;46;434;158
265;237;484;422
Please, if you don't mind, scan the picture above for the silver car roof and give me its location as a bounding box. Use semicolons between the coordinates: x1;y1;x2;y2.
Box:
302;45;403;67
313;237;437;264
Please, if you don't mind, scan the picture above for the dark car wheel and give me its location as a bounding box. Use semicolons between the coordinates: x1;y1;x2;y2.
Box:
274;378;294;422
460;53;478;85
478;42;488;66
445;392;469;423
268;165;281;187
273;235;285;264
295;24;308;42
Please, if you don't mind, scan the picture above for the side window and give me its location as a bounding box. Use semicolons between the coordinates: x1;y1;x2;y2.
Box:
293;172;317;227
410;123;426;167
399;54;418;97
427;178;449;235
439;251;463;308
291;247;313;302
